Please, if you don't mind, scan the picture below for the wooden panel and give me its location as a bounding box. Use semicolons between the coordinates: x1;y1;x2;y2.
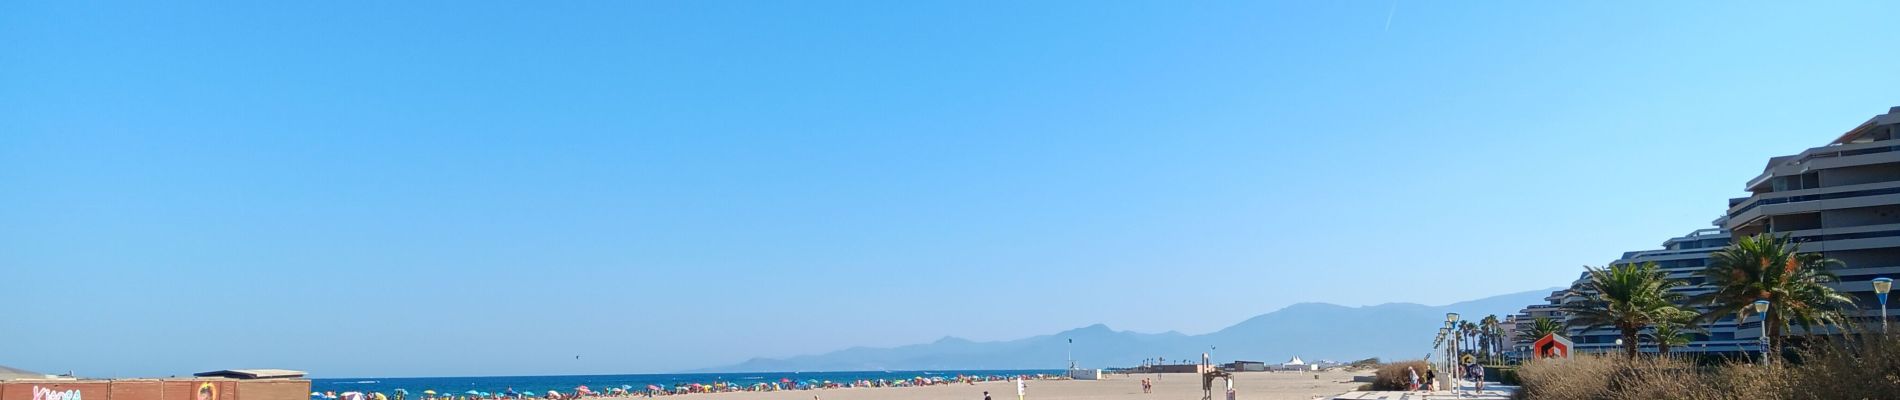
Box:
112;381;165;400
234;381;308;400
1;382;112;400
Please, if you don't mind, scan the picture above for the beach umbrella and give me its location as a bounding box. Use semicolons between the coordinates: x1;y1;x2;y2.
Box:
464;391;479;396
618;385;630;391
645;385;660;391
572;386;589;393
311;393;323;397
422;391;436;396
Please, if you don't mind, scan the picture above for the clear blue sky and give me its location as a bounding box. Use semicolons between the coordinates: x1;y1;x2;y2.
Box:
3;1;1897;378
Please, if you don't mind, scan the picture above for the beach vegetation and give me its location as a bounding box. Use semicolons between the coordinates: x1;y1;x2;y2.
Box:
1693;234;1858;355
1523;316;1564;340
1560;261;1686;357
1363;360;1431;391
1512;332;1900;400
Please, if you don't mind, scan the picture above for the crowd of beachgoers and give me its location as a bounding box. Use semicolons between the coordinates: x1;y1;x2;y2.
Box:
314;374;1055;400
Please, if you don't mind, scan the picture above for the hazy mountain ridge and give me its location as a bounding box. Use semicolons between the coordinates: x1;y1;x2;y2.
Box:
694;288;1558;373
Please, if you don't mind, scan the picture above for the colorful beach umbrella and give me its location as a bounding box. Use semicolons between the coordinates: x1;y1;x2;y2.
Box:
394;390;408;395
422;391;436;395
645;385;660;391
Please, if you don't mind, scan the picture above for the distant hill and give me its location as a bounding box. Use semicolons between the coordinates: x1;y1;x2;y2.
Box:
694;288;1558;372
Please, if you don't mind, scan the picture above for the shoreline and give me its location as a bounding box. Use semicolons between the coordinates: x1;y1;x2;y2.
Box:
639;371;1363;400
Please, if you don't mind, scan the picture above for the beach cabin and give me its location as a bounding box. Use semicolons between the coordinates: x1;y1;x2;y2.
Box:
1222;361;1267;372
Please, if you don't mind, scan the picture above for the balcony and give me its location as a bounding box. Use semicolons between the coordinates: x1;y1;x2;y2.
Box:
1745;139;1900;191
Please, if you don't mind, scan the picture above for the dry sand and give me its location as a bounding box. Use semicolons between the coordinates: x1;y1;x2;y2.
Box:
656;371;1363;400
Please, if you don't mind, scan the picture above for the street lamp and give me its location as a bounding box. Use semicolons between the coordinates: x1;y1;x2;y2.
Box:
1067;338;1074;370
1753;300;1771;365
1445;313;1460;390
1874;277;1893;334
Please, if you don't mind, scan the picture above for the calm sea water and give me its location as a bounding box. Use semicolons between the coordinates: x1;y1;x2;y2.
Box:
312;370;1061;396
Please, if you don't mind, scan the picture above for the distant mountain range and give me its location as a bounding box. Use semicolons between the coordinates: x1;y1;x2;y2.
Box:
694;288;1558;373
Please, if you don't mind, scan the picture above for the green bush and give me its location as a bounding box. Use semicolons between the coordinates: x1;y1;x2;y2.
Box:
1486;365;1520;385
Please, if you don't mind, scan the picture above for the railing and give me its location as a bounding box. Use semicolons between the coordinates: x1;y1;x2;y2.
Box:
1744;140;1900;190
1728;184;1900;218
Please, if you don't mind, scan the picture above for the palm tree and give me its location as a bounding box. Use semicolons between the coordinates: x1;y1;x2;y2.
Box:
1482;315;1503;362
1461;321;1479;359
1525;316;1564;339
1694;234;1858;355
1561;261;1686;357
1643;308;1701;357
1476;315;1500;362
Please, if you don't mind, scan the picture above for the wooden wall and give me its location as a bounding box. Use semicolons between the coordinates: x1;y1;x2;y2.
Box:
0;380;307;400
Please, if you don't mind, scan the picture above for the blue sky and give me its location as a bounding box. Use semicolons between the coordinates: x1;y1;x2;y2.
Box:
3;1;1897;378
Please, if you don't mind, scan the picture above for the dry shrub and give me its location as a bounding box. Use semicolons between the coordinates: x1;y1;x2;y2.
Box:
1513;333;1900;400
1514;354;1776;400
1367;360;1431;391
1780;332;1900;399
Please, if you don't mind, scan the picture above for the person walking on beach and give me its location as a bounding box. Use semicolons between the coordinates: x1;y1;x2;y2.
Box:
1406;366;1420;391
1465;361;1486;394
1015;377;1026;400
1423;366;1437;392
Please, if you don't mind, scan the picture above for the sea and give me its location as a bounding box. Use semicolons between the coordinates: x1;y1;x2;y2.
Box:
312;370;1062;396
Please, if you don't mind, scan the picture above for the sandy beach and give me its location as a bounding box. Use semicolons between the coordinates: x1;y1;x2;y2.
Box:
653;372;1362;400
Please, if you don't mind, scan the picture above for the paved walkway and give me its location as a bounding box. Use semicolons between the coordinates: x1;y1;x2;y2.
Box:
1327;380;1515;400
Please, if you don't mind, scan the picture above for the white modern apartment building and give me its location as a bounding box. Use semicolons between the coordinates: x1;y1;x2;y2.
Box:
1515;106;1900;357
1723;106;1900;333
1559;228;1753;354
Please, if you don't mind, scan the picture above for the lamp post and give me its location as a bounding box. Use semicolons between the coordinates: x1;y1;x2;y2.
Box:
1874;277;1893;334
1446;313;1460;392
1067;338;1074;370
1753;300;1771;366
1438;327;1450;394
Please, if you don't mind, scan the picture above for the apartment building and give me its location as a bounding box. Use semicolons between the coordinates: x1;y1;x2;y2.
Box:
1724;106;1900;332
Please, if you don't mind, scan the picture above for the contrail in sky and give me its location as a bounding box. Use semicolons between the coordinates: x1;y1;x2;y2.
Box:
1384;1;1397;32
